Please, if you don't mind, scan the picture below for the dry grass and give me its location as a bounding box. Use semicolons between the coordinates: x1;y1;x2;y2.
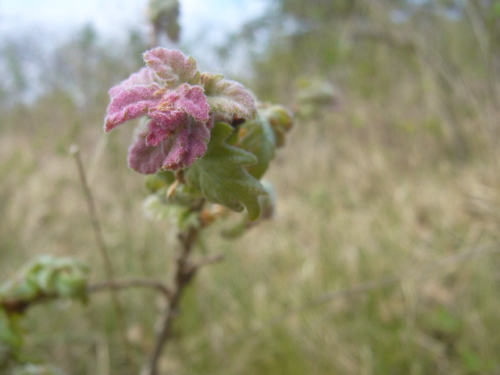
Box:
1;93;499;374
1;4;499;371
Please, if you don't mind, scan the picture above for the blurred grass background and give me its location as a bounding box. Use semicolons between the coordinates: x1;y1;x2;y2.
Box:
1;0;499;374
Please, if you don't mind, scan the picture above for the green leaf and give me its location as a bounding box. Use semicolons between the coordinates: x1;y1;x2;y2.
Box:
185;122;267;220
36;267;57;294
258;179;276;219
238;117;276;179
259;105;293;148
201;73;257;119
0;279;38;302
143;193;202;230
55;272;88;301
0;310;22;349
221;216;248;239
0;256;89;311
145;170;175;193
220;180;276;238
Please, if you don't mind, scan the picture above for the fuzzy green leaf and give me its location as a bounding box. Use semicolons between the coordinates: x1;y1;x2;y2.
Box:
0;256;89;311
185;122;267;220
238;117;276;179
259;105;293;148
142;194;200;229
145;170;175;193
0;310;22;349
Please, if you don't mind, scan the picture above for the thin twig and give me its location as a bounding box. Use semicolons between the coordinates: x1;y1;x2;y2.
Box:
192;253;225;269
1;278;172;315
144;225;200;375
89;279;172;300
70;145;133;368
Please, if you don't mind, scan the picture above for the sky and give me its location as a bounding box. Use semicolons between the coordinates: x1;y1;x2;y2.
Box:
0;0;268;44
0;0;270;101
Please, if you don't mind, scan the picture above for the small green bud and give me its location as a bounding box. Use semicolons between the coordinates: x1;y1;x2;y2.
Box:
238;117;276;179
145;170;175;192
259;105;293;148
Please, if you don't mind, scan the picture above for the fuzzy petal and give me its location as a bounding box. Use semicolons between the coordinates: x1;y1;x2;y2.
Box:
104;84;162;132
155;83;210;122
108;67;158;97
128;127;173;174
160;117;211;170
128;116;211;174
145;110;185;146
143;48;198;87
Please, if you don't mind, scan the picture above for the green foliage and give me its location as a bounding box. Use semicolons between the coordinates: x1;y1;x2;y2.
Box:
143;194;200;229
0;256;89;306
148;0;180;43
237;117;276;179
186;122;268;221
0;256;89;366
220;179;276;239
0;310;22;352
1;2;499;374
140;104;287;229
145;170;175;193
259;104;294;148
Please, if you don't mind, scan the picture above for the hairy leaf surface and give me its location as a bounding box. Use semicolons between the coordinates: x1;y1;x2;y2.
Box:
201;73;257;119
238;117;276;179
185;122;267;220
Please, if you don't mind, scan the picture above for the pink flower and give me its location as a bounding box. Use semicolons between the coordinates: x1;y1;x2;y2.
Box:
104;47;257;174
104;48;210;174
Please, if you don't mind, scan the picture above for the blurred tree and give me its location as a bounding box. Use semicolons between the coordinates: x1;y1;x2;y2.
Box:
42;25;147;120
221;0;369;102
0;35;42;107
147;0;181;46
3;42;28;97
224;0;499;159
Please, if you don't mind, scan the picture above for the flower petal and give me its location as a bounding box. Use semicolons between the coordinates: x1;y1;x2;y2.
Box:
128;116;211;174
155;83;210;123
145;110;185;147
143;48;198;87
128;127;172;174
108;67;158;97
104;84;162;132
160;117;211;170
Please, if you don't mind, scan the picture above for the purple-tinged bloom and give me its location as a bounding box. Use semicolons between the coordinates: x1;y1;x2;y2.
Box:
104;48;210;174
143;48;199;87
108;67;159;98
105;83;163;132
104;47;257;174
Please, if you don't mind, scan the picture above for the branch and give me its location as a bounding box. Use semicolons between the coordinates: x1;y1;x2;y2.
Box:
192;253;225;269
145;226;197;375
1;293;59;315
1;279;173;315
143;225;222;375
70;145;133;367
89;279;173;300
